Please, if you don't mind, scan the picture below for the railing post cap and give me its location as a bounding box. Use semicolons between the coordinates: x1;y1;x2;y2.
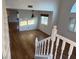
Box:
53;26;57;29
35;37;38;41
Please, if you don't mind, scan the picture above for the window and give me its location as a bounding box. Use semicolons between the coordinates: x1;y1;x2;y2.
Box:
68;3;76;32
71;3;76;13
68;18;76;32
19;19;36;27
28;19;35;25
19;20;28;26
41;16;48;25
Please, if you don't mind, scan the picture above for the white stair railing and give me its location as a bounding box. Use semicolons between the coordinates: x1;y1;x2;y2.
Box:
35;37;38;55
35;26;76;59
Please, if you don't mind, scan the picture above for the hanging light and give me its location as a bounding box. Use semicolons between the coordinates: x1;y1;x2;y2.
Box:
31;10;34;18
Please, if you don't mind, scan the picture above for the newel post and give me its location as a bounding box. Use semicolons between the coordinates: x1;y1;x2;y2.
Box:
35;37;38;55
50;26;57;55
51;26;57;39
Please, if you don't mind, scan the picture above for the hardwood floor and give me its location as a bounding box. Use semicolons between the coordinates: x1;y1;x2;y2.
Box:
8;22;76;59
9;22;49;59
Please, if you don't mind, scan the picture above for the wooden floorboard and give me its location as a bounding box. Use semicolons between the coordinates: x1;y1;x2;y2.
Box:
9;22;49;59
8;22;76;59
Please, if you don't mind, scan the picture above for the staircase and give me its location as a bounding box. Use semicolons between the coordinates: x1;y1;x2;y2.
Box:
35;26;76;59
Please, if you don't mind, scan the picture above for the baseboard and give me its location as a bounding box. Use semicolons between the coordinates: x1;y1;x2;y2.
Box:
36;29;50;36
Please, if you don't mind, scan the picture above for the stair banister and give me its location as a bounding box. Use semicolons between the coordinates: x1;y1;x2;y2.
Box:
50;26;57;55
35;37;38;55
35;25;76;59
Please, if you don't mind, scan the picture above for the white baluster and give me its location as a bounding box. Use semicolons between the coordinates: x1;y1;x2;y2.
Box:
47;39;50;55
44;40;46;55
35;37;38;55
37;43;39;55
68;45;74;59
60;41;66;59
50;26;57;55
38;43;40;55
39;42;41;55
54;37;60;59
41;42;43;55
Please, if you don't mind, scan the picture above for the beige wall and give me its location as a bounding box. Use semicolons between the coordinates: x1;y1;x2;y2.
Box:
2;0;11;59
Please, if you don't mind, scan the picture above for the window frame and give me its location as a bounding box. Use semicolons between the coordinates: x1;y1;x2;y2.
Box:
68;3;76;32
40;14;49;26
68;17;76;32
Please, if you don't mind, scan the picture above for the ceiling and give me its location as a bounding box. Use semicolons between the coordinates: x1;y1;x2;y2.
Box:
6;0;59;11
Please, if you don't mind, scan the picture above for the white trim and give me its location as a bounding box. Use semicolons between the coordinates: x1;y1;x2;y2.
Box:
38;37;51;43
56;34;76;47
35;26;76;59
35;54;53;58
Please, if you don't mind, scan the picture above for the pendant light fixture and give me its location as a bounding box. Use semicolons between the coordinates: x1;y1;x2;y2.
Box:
31;10;34;18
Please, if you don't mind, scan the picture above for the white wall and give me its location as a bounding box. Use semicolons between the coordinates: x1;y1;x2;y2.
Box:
6;0;58;11
5;0;60;35
38;11;53;35
18;10;39;31
5;0;76;42
2;0;11;59
57;0;76;42
18;10;54;34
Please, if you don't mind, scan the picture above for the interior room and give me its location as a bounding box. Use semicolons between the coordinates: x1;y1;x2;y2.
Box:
2;0;76;59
